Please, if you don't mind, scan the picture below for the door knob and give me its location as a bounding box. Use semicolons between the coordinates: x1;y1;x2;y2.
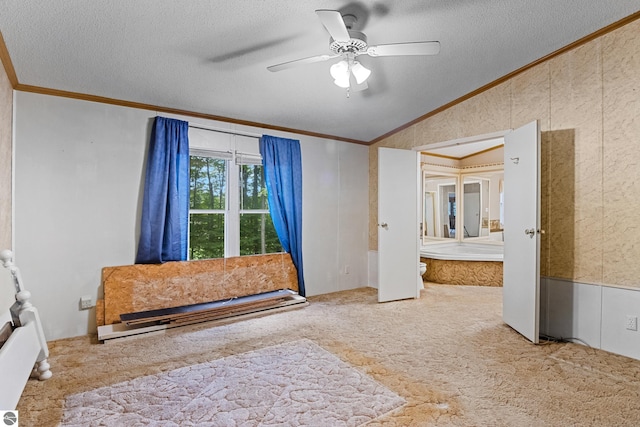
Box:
524;228;535;238
379;223;388;229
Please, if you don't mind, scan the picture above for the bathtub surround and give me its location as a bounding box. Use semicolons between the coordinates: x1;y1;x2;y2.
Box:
419;243;503;286
371;17;640;360
422;258;502;287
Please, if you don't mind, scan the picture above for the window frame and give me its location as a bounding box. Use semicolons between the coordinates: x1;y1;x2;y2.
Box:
188;149;278;259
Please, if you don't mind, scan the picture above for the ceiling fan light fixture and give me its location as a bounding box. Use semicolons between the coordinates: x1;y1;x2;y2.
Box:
334;77;350;88
267;9;441;94
351;61;371;84
330;60;348;79
330;59;371;88
330;60;350;87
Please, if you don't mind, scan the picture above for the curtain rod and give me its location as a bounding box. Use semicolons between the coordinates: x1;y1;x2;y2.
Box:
188;124;262;139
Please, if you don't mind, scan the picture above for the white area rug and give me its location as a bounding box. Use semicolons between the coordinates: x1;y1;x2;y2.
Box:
62;339;406;426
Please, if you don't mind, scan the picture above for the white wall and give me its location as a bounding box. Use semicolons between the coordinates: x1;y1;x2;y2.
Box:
301;138;369;296
13;91;369;340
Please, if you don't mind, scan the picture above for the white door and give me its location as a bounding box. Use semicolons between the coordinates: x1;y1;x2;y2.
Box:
378;147;420;302
503;120;541;343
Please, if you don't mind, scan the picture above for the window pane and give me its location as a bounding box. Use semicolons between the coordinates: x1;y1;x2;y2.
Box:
189;213;225;259
240;213;282;256
240;164;268;210
190;156;226;209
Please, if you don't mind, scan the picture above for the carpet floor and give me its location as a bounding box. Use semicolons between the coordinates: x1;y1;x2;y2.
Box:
17;284;640;426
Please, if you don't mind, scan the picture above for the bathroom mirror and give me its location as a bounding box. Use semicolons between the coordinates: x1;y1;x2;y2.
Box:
418;131;507;245
462;171;504;242
422;172;458;243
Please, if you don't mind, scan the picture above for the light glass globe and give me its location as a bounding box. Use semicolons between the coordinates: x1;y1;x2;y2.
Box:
351;61;371;84
330;60;350;88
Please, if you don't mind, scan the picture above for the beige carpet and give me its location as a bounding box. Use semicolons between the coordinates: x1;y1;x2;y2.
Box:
61;339;405;426
17;284;640;426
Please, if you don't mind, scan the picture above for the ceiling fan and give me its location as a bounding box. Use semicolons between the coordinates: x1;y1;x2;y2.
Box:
267;9;440;92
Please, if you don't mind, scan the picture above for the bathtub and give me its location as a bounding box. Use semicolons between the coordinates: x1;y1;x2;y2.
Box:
420;242;503;262
420;242;503;286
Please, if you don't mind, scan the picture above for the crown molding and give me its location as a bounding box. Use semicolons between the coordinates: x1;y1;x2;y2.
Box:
0;31;18;87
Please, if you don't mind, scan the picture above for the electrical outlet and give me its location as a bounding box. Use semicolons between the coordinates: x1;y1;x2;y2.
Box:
80;295;94;310
626;315;637;331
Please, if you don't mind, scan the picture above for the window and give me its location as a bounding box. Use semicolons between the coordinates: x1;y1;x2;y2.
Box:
187;128;281;260
189;156;226;259
239;163;281;256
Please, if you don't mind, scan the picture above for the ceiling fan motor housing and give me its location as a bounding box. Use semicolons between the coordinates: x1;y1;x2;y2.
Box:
330;30;367;54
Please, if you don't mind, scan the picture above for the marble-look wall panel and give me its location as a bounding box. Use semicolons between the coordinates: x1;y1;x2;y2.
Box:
369;144;379;250
383;126;415;149
422;257;503;286
546;129;575;280
414;109;460;147
0;63;11;250
414;82;511;147
548;41;603;282
602;19;640;287
456;83;512;138
510;63;551;132
102;253;298;325
539;130;550;277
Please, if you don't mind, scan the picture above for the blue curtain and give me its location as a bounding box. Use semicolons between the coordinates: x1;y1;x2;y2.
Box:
136;116;190;264
259;135;305;296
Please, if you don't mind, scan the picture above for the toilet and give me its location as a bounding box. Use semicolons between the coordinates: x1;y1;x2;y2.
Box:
418;262;427;289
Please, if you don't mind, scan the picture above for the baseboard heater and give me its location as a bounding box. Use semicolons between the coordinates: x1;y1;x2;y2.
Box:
97;289;307;342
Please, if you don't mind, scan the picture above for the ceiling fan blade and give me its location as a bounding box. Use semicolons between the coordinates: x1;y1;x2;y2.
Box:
315;9;350;42
366;41;441;57
267;54;339;72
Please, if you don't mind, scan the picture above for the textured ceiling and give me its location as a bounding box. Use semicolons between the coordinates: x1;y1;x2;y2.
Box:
1;1;639;143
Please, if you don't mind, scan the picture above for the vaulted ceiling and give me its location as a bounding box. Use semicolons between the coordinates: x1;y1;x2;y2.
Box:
1;1;639;143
